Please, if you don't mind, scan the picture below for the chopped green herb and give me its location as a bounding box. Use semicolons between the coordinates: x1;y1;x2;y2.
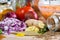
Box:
38;25;47;34
0;29;2;34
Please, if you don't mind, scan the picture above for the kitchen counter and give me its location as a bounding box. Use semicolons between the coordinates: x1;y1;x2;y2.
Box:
1;32;60;40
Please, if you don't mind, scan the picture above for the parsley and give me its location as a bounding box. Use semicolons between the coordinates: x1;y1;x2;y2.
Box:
0;29;2;34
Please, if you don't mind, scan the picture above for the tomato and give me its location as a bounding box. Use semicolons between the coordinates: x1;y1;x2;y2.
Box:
16;6;38;21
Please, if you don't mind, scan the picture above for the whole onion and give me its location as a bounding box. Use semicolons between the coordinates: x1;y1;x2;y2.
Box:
5;12;17;18
0;18;26;34
0;9;17;21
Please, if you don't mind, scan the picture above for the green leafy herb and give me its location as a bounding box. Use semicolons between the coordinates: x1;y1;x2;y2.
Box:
38;25;47;34
0;29;2;34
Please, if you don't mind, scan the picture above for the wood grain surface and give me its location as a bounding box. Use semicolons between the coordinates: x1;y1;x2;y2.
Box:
1;32;60;40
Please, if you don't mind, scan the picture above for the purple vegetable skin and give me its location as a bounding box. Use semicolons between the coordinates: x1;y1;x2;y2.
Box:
0;18;26;34
5;12;16;18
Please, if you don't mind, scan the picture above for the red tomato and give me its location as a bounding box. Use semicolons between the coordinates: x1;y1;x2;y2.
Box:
16;6;38;21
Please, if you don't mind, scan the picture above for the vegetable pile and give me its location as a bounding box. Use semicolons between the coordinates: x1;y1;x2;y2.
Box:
0;18;26;34
25;19;45;28
0;8;47;35
0;9;27;34
25;19;47;34
25;26;39;32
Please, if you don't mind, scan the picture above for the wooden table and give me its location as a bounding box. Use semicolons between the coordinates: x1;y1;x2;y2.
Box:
1;32;60;40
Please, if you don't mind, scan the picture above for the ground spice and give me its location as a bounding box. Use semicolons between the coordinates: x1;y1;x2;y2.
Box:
0;35;6;40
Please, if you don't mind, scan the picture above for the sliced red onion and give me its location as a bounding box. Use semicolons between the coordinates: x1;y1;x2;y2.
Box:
0;18;26;34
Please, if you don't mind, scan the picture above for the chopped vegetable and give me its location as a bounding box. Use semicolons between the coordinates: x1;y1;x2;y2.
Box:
0;29;2;34
37;21;45;28
25;19;45;28
25;26;39;32
38;25;47;34
16;32;25;37
0;18;26;34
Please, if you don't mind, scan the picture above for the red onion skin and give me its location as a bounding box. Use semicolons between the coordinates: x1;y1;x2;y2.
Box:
5;12;16;18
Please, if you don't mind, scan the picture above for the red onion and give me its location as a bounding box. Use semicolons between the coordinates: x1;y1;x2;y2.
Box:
5;12;16;18
0;18;26;34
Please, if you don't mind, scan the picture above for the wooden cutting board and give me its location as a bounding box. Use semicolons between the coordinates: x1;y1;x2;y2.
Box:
1;31;60;40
